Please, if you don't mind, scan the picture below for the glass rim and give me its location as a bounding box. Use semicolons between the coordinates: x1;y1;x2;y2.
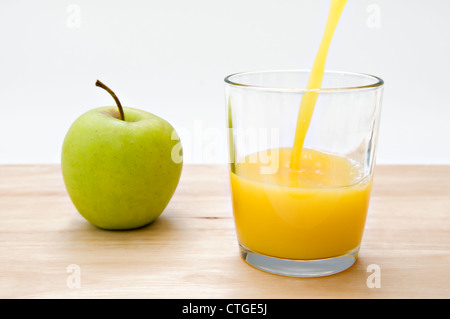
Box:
224;69;384;93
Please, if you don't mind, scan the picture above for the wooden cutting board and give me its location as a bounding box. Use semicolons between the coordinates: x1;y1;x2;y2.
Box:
0;164;449;298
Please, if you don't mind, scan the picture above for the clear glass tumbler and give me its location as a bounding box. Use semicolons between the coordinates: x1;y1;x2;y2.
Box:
225;70;384;277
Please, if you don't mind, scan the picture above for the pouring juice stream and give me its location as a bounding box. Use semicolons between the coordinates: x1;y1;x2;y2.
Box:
290;0;348;170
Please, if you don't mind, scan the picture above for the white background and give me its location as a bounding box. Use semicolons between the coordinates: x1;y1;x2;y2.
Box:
1;0;449;164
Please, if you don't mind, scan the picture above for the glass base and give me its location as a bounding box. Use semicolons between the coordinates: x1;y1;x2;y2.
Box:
239;244;359;277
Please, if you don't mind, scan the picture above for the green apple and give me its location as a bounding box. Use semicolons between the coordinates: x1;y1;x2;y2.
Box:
61;80;183;230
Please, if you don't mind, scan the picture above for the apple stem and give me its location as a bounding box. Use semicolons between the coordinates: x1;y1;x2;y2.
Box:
95;80;125;121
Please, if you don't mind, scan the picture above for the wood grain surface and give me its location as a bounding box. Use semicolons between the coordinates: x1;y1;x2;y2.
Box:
0;164;449;299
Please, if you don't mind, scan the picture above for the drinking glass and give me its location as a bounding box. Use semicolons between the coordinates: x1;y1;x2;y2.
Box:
225;70;384;277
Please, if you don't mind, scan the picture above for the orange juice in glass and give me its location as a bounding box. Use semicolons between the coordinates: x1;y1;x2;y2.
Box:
225;70;383;277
